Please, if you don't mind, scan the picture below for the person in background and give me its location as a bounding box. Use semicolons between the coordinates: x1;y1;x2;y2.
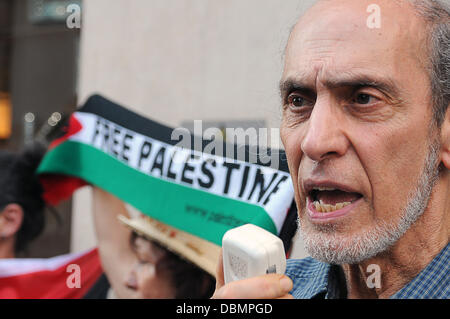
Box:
91;187;298;299
0;144;104;299
0;144;46;258
91;187;216;299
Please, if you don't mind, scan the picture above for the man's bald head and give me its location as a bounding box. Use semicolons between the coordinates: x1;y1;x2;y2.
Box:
285;0;450;125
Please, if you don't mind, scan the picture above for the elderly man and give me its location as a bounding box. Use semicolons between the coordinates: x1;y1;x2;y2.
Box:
213;0;450;299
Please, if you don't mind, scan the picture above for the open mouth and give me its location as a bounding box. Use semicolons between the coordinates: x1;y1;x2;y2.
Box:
308;187;363;213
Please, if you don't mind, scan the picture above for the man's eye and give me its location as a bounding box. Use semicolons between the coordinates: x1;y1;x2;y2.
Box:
287;94;308;108
354;93;376;105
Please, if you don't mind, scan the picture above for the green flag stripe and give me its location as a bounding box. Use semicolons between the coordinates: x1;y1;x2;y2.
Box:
38;141;277;245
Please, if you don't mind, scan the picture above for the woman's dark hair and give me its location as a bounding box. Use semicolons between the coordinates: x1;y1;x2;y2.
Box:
0;143;46;253
130;231;215;299
161;248;216;299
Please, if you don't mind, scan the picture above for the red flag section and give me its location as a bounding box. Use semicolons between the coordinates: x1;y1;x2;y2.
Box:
39;114;88;206
0;248;102;299
49;114;83;149
40;175;87;206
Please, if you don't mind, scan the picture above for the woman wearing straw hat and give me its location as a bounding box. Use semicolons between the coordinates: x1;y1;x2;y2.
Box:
91;187;217;299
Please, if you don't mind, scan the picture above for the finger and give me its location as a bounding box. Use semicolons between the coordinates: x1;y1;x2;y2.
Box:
276;294;295;299
215;249;225;290
213;274;293;299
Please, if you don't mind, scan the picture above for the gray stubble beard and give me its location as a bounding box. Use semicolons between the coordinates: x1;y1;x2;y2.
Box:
298;136;441;265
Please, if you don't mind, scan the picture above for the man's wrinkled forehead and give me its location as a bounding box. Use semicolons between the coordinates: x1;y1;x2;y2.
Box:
283;0;428;83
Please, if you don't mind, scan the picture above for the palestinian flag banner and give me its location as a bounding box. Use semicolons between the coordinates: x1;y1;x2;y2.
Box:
0;248;102;299
37;95;294;246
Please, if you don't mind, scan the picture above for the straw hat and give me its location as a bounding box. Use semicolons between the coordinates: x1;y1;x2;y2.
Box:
118;215;221;277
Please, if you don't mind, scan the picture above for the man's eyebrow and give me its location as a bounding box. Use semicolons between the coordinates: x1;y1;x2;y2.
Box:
279;79;314;97
323;75;401;96
279;74;401;98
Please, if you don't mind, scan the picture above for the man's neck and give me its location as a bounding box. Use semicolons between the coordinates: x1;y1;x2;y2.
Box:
341;200;450;299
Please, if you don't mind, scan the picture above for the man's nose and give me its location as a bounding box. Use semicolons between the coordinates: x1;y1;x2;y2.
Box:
300;97;349;162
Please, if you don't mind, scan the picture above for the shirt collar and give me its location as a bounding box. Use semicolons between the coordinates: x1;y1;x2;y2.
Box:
287;258;331;299
390;242;450;299
288;242;449;299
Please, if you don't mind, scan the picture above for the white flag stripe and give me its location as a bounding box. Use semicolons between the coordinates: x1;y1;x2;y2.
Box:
0;248;95;278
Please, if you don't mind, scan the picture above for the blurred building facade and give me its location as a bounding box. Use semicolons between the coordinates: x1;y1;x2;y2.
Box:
0;0;80;257
74;0;314;258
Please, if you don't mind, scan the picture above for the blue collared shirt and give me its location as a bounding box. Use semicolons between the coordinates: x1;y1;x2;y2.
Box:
285;242;449;299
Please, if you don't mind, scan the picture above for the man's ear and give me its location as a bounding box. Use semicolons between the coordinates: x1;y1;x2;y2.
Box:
0;204;24;239
440;105;450;170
